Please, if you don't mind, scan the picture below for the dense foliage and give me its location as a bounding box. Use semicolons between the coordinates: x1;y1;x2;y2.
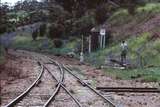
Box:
0;3;10;34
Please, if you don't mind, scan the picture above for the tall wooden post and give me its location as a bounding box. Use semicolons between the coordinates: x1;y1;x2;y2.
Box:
100;35;103;49
81;35;84;53
103;35;106;49
88;35;91;53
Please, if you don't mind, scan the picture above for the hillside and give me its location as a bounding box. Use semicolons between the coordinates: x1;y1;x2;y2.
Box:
84;3;160;82
107;3;160;41
1;1;160;107
86;3;159;60
0;2;160;82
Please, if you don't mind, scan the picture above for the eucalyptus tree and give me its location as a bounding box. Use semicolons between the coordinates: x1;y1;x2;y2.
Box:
0;2;10;34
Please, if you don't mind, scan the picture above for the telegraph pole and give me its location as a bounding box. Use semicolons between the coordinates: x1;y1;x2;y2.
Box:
81;35;84;53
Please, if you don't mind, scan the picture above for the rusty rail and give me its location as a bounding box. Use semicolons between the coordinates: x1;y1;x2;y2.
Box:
5;62;44;107
96;87;160;93
63;65;116;107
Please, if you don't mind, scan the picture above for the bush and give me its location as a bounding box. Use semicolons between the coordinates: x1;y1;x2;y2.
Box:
0;24;7;34
72;12;95;35
48;23;64;39
32;29;39;41
53;39;63;48
142;76;159;82
95;4;112;24
39;23;46;37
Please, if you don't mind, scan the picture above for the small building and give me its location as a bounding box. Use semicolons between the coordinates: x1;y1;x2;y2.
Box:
88;26;111;53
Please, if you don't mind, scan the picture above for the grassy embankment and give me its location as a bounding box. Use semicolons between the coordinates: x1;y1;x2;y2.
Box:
85;3;160;82
12;32;75;55
12;3;160;82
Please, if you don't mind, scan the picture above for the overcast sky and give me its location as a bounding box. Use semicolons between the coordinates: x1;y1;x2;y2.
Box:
1;0;41;6
1;0;20;5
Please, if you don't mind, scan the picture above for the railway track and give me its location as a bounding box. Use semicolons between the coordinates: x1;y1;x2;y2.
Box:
4;59;64;107
4;50;116;107
62;65;115;107
4;61;45;107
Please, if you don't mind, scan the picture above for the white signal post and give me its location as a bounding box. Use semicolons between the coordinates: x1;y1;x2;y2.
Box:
100;28;106;49
80;35;84;63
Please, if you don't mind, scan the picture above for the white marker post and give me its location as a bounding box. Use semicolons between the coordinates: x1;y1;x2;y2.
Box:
100;28;106;49
80;35;84;64
88;35;91;53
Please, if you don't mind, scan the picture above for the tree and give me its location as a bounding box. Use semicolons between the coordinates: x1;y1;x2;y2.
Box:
32;29;39;40
39;23;46;37
48;23;64;39
0;2;10;34
53;39;63;48
110;0;146;14
95;4;113;24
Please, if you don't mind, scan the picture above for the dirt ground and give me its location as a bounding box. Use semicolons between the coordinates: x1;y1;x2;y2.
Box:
0;50;160;107
0;52;40;106
51;55;160;107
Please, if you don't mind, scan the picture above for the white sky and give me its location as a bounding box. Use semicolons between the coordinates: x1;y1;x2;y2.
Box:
1;0;20;5
1;0;41;6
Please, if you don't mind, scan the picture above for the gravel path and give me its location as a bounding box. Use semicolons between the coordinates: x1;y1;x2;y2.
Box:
1;50;160;107
50;55;160;107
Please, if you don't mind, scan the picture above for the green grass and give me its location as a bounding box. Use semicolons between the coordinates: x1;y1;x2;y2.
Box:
7;33;160;82
12;34;54;51
85;31;160;82
9;3;160;82
104;67;160;82
11;34;74;55
137;3;160;13
108;3;160;26
85;32;160;68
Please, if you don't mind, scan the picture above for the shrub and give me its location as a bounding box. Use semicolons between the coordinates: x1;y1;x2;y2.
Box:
153;40;160;52
141;76;158;82
95;4;112;24
53;39;63;48
39;24;46;37
72;12;95;35
32;29;39;41
0;24;7;34
48;23;64;39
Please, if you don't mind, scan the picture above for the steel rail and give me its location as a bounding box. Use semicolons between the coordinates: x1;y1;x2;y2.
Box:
63;65;116;107
20;52;63;107
44;63;82;107
12;50;111;107
19;51;82;107
96;87;159;90
96;89;160;93
96;87;160;93
42;63;63;107
43;80;61;107
24;52;64;107
5;62;44;107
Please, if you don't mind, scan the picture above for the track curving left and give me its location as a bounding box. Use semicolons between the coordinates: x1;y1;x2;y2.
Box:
4;50;116;107
10;50;82;107
3;51;63;107
4;61;44;107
